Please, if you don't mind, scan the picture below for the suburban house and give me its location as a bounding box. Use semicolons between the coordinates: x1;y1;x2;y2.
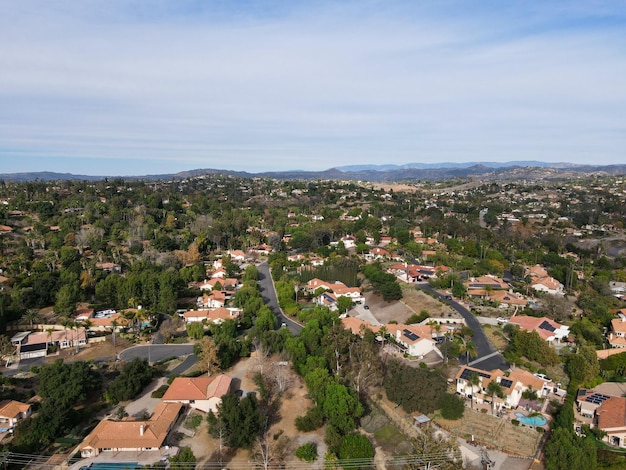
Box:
386;324;440;358
488;290;529;309
181;308;241;325
227;250;246;262
162;374;232;413
463;275;510;299
531;277;565;296
341;317;381;336
95;262;121;273
576;383;626;447
11;328;87;360
209;266;227;278
367;247;391;260
89;312;129;331
307;278;364;306
249;244;272;255
608;314;626;348
79;402;183;457
0;400;31;429
596;397;626;447
508;315;570;343
456;366;551;411
526;264;565;296
199;278;238;291
197;290;228;309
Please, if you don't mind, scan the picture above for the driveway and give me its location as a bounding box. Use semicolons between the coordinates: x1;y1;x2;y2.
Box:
257;262;303;335
416;283;508;370
119;344;194;364
123;376;169;418
351;303;383;326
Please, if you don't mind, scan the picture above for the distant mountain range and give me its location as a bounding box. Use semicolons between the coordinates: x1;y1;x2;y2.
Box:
1;161;625;183
334;160;576;171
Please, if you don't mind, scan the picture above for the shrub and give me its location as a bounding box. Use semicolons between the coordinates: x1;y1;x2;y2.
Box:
338;433;375;464
511;419;520;426
438;393;465;420
296;407;324;432
296;442;318;462
151;384;169;399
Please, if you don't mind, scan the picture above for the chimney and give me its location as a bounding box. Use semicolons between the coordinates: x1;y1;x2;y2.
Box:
140;424;144;436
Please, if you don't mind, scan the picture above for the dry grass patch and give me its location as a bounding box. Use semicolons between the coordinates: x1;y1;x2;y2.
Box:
435;410;541;457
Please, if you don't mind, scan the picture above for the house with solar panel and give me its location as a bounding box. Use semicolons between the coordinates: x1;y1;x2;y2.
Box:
508;315;570;343
385;324;441;358
577;383;626;447
456;366;552;411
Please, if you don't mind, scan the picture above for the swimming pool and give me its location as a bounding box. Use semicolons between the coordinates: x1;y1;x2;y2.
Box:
87;463;140;470
515;412;547;426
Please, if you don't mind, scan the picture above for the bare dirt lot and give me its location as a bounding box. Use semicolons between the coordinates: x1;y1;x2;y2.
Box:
178;355;322;467
45;335;133;365
365;284;458;325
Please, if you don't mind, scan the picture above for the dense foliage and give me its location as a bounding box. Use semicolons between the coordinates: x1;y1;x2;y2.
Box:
105;358;156;404
362;263;403;301
384;359;447;414
13;360;102;453
208;394;264;449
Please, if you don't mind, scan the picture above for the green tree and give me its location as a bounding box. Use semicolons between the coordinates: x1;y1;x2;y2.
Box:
438;393;465;420
208;394;263;449
321;383;363;434
169;447;196;469
186;322;205;340
336;296;353;314
337;433;374;468
105;358;155;404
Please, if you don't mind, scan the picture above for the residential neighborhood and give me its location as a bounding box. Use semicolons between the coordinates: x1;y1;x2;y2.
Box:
0;173;624;469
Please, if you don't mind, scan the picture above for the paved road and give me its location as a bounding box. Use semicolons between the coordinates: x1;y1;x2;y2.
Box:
119;344;194;364
257;262;303;335
416;283;508;370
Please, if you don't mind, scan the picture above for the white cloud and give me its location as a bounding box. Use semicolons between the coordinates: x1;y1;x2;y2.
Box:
0;1;625;174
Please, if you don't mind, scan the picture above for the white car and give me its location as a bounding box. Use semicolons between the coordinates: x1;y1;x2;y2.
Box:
496;317;509;324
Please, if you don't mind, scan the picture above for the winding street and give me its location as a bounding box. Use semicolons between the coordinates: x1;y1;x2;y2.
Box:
416;283;508;370
119;344;194;363
257;262;303;335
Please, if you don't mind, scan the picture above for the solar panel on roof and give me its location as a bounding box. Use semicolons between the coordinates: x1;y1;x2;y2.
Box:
500;379;513;388
460;368;491;380
584;393;611;405
403;329;419;341
539;320;556;332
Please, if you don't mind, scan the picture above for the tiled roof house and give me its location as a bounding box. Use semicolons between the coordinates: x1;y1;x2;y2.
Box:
508;315;570;343
79;402;183;457
162;374;232;413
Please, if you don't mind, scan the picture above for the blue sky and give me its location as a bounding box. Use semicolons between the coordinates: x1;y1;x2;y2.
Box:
1;1;625;175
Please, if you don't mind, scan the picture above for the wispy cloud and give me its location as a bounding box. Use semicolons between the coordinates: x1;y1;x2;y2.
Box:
0;1;625;174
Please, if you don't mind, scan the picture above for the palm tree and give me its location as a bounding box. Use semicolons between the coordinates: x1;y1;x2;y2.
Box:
467;371;480;409
111;319;118;347
487;381;504;415
23;309;41;330
45;327;55;349
464;340;478;365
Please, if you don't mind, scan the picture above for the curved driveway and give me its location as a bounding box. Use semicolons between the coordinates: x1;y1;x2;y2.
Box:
416;283;508;370
257;262;303;335
119;344;194;364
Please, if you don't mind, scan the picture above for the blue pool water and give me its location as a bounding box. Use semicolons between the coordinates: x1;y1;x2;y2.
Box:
515;412;547;426
87;463;140;470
